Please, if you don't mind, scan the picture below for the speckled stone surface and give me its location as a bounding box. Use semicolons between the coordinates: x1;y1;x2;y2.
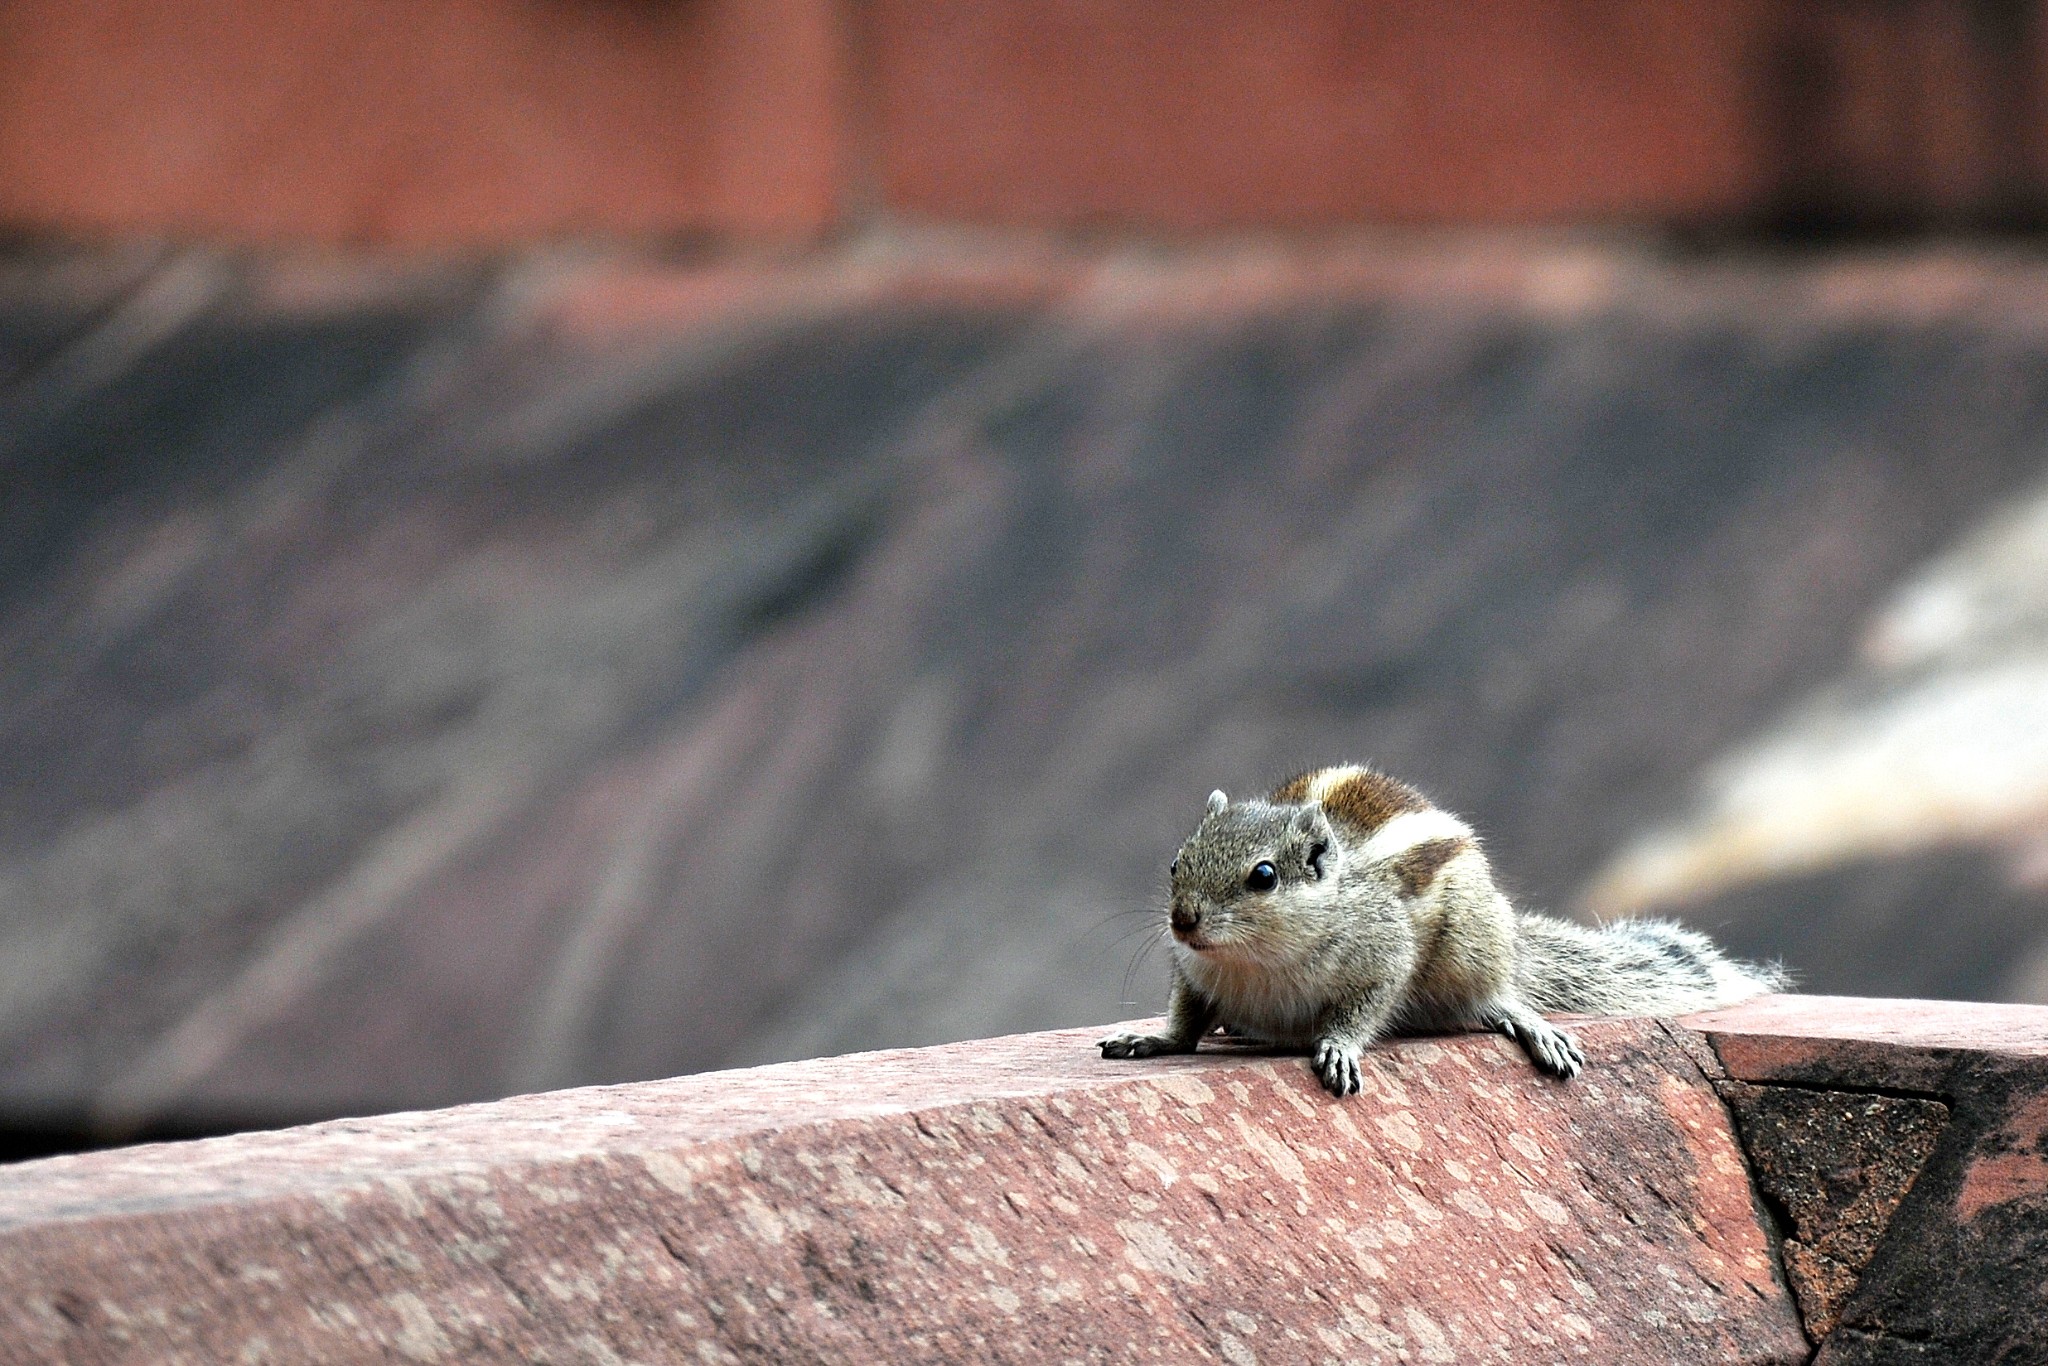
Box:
0;1018;1805;1364
1719;1083;1949;1337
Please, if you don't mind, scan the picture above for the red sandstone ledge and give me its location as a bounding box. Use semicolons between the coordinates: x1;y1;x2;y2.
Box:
2;999;2044;1364
1691;993;2048;1097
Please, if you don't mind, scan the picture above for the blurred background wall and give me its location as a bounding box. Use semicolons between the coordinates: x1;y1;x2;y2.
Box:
5;1;2048;241
6;0;2048;1155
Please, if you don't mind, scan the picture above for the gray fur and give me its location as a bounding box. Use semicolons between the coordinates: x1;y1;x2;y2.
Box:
1101;768;1790;1097
1511;914;1789;1016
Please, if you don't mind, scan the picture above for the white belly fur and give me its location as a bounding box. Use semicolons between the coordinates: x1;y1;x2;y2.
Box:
1179;949;1326;1045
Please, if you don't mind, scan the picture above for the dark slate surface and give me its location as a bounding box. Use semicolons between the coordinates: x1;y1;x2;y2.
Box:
3;242;2048;1138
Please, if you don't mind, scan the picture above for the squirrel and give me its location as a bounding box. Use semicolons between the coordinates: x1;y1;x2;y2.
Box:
1100;764;1788;1096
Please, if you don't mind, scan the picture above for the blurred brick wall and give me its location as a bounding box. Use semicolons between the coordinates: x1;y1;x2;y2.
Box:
873;1;1771;226
0;0;2043;244
0;0;848;243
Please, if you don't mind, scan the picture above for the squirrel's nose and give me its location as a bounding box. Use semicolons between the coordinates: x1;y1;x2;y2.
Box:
1170;902;1201;934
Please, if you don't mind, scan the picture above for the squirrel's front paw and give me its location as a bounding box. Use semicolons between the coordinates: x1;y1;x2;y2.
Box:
1099;1032;1178;1059
1312;1038;1362;1097
1523;1022;1585;1080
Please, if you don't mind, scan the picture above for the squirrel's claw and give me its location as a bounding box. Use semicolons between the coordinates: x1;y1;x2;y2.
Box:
1312;1039;1362;1097
1100;1032;1177;1059
1522;1022;1584;1080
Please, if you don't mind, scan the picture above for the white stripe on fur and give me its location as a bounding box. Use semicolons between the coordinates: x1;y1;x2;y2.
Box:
1356;808;1474;863
1305;767;1359;802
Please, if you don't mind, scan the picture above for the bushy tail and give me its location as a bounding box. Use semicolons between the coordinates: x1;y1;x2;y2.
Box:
1512;913;1790;1017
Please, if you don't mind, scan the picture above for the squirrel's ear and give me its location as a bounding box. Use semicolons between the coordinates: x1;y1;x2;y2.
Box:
1206;789;1228;818
1290;802;1334;843
1290;803;1336;878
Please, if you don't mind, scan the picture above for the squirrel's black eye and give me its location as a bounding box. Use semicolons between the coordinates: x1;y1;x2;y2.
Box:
1246;861;1278;892
1169;857;1180;878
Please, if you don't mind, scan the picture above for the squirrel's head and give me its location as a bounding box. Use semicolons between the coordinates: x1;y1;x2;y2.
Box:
1167;789;1339;959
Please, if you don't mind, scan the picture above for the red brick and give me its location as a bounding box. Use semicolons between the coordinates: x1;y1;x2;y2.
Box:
873;0;1775;227
0;0;848;246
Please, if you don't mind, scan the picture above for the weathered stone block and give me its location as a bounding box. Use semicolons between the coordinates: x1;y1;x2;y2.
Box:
1719;1082;1949;1337
1693;994;2048;1362
0;1019;1805;1363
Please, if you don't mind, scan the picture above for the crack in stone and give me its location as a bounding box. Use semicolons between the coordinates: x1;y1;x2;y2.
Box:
1718;1080;1949;1343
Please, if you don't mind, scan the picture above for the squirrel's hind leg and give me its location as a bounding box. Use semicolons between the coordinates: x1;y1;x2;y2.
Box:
1479;997;1584;1080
